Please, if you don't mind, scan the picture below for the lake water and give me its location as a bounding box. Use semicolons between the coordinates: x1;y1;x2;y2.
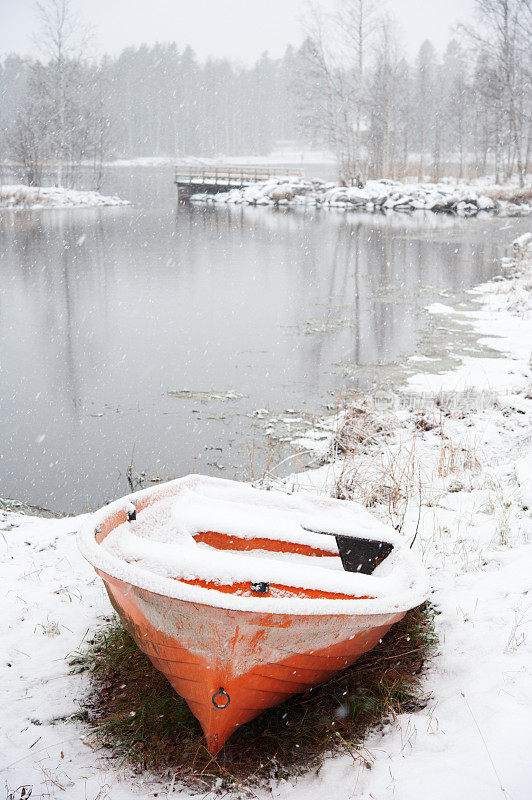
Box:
0;165;529;512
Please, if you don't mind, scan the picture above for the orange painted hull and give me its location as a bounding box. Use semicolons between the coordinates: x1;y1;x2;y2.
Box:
98;569;404;753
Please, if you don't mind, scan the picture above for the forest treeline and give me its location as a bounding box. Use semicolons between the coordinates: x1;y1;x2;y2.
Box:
0;0;530;187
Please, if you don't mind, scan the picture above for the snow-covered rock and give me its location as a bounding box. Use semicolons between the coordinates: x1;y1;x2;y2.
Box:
477;194;496;210
513;232;532;254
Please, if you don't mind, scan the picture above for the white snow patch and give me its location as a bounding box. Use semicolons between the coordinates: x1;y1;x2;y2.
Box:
515;454;532;509
408;242;532;393
425;302;458;315
0;184;131;210
109;150;336;167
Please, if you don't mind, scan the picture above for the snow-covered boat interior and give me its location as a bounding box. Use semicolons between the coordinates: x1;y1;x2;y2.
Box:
95;476;408;604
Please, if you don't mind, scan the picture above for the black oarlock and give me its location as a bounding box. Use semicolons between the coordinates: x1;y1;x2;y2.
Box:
251;581;270;594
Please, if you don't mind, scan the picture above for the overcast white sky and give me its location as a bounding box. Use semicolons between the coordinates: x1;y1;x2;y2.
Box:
0;0;477;64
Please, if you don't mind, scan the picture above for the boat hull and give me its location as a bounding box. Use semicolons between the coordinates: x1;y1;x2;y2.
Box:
98;569;404;753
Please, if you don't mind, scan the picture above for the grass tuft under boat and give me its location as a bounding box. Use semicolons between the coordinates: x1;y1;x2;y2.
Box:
73;602;437;788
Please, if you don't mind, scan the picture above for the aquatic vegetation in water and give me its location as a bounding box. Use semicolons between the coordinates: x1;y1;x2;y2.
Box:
167;389;247;402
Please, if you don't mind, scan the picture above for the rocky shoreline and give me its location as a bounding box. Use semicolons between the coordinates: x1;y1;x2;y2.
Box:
191;176;531;216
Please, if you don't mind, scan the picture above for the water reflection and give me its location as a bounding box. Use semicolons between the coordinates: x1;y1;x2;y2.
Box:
0;171;528;511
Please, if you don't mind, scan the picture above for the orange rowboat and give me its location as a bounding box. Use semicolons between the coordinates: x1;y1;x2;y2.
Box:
78;475;428;753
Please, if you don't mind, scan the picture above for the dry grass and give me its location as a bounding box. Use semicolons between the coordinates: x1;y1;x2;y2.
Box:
332;400;405;507
331;400;482;532
484;186;532;204
71;604;437;793
436;424;481;479
330;399;421;533
0;186;43;207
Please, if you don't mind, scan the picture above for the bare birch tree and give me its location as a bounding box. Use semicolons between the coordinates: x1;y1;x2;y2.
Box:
34;0;91;185
367;19;403;177
300;0;378;183
414;41;436;181
337;0;378;182
462;0;531;186
7;103;47;185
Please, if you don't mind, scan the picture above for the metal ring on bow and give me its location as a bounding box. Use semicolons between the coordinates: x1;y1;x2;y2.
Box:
212;687;230;709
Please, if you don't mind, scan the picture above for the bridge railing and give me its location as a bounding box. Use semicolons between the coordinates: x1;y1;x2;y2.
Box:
174;165;304;186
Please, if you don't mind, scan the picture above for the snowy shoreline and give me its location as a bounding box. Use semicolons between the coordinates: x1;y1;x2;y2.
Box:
190;176;532;216
106;150;336;168
1;235;532;798
281;231;532;799
0;184;131;210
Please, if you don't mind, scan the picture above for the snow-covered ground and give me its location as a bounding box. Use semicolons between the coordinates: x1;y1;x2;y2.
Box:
190;176;531;216
282;231;532;800
107;150;336;167
0;185;131;210
1;235;531;799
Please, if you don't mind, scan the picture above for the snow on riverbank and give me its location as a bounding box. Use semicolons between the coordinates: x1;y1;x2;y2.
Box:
0;184;131;210
407;232;532;393
282;233;532;799
107;150;336;168
1;236;531;798
191;176;531;215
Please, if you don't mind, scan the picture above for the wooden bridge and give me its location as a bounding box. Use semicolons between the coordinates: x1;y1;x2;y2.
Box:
174;165;303;200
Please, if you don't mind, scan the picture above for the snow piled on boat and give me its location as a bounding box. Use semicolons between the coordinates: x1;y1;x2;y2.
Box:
0;184;131;209
81;477;428;615
140;476;395;544
190;176;531;216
